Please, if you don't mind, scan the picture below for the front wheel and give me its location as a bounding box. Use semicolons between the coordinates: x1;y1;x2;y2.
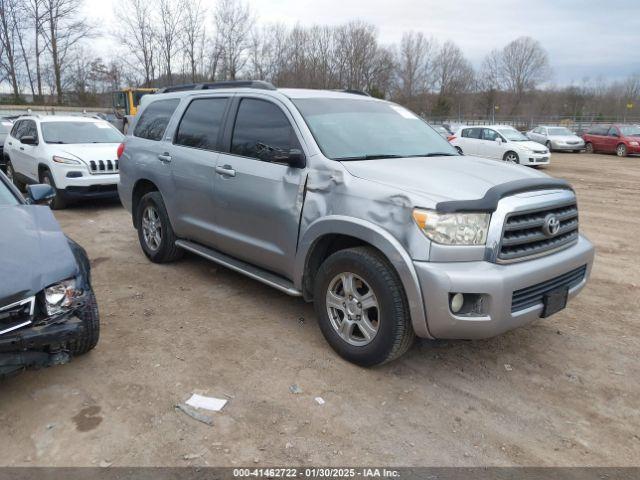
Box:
503;151;520;164
136;191;184;263
313;247;415;366
616;144;627;157
41;169;68;209
585;142;594;154
5;159;25;191
70;290;100;355
546;141;552;152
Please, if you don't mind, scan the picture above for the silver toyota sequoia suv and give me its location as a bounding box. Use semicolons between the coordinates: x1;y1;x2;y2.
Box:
118;81;595;366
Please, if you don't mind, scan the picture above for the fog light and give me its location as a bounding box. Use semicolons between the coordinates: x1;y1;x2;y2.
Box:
450;293;464;313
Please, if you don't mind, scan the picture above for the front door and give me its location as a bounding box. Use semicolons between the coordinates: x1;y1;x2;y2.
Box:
480;128;502;159
212;96;307;279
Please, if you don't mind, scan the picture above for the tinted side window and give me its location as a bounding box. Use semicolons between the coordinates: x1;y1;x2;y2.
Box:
10;120;23;138
231;98;300;162
175;98;228;151
134;99;180;141
23;120;38;141
608;127;619;136
482;128;499;141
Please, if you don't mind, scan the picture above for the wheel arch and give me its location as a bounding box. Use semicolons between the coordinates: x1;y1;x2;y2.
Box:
131;179;160;227
295;216;431;338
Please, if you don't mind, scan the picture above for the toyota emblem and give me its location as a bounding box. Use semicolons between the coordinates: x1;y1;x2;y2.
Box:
543;214;561;237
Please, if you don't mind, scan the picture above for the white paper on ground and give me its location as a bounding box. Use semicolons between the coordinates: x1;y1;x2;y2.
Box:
185;393;227;412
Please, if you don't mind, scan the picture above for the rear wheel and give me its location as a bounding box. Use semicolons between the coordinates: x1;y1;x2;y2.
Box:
585;142;594;154
503;151;520;164
313;246;414;366
455;146;463;154
40;169;68;209
136;191;183;263
616;143;627;157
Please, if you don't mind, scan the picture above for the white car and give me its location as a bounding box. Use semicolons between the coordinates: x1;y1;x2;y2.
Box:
527;125;585;152
2;115;124;208
451;125;550;166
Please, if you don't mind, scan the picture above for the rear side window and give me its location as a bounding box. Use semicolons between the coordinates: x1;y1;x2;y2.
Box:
231;98;300;162
175;98;228;151
462;128;482;139
134;99;180;141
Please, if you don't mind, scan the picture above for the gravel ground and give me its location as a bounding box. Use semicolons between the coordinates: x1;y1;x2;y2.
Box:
0;152;638;467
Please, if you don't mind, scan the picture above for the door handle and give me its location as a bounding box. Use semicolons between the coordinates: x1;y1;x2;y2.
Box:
215;165;236;177
8;141;12;145
157;153;172;163
19;147;24;151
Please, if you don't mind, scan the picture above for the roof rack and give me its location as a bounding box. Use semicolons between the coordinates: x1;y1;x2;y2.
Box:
156;80;276;94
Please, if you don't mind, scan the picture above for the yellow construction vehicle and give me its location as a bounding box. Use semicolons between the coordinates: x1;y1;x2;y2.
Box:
112;88;157;133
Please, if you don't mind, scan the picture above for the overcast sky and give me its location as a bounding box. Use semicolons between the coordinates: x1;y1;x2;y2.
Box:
84;0;640;85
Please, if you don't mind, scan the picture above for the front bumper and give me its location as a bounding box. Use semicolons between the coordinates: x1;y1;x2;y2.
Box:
414;235;595;339
551;141;584;151
0;313;84;377
523;152;550;165
61;184;119;200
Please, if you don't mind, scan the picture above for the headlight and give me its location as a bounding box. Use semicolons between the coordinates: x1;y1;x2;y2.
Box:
629;141;639;146
412;209;490;245
52;155;81;165
44;279;78;316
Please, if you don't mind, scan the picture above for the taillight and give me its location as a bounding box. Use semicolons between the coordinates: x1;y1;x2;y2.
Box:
447;135;456;142
117;143;125;159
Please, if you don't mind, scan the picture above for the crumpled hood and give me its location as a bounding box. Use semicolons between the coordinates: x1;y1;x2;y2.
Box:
0;205;78;306
341;155;547;204
53;143;120;166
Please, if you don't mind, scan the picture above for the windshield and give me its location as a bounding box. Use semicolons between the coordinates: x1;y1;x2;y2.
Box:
548;127;573;136
0;120;12;134
0;177;19;206
497;128;528;141
41;121;124;144
620;125;640;136
292;98;458;160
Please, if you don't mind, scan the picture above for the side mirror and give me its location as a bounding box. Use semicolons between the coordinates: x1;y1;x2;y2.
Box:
495;137;503;144
20;135;37;145
286;149;306;168
26;184;55;205
610;132;619;138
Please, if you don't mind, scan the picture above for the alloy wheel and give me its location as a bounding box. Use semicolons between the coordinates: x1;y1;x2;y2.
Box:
325;272;380;346
6;162;14;182
141;205;162;251
617;144;627;157
505;153;519;163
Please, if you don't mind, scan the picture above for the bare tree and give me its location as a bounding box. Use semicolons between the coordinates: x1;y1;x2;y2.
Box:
156;0;182;85
432;40;474;116
499;36;550;112
181;0;205;82
41;0;91;102
0;0;22;100
213;0;253;80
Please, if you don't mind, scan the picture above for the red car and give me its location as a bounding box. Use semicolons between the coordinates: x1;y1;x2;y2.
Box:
583;124;640;157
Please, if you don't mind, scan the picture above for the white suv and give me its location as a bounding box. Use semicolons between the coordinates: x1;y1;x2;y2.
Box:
3;115;124;208
451;125;550;166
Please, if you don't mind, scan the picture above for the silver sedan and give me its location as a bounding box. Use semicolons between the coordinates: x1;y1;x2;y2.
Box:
527;126;585;152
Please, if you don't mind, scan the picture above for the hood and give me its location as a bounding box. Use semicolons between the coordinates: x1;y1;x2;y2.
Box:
511;140;548;151
53;143;120;165
0;205;79;306
340;155;547;204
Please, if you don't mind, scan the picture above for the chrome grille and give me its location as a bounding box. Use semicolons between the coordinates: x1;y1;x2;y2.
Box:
499;202;579;262
511;265;586;312
88;159;119;174
0;296;35;335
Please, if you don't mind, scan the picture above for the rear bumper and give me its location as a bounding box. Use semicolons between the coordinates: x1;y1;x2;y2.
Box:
0;314;83;377
551;141;585;151
414;235;595;339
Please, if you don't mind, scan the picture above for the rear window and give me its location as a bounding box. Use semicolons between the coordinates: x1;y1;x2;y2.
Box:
175;98;228;151
588;125;609;135
134;99;180;141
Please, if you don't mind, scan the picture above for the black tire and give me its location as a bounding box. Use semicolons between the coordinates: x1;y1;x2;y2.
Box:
5;158;25;191
546;141;552;152
616;143;627;157
70;291;100;355
455;146;463;154
123;121;129;135
573;150;581;153
585;142;594;154
40;169;68;209
313;246;415;367
503;151;520;164
136;191;184;263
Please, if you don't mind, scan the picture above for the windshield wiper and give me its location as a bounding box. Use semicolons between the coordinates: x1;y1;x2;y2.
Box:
336;154;404;161
406;152;458;157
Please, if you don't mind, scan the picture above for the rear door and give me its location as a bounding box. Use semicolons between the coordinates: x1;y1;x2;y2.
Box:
164;95;230;247
605;126;620;152
211;95;307;278
480;128;502;159
459;127;483;155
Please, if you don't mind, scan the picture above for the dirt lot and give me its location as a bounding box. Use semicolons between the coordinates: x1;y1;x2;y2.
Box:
1;152;639;467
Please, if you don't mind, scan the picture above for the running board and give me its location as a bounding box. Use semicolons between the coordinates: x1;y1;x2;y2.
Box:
175;240;302;297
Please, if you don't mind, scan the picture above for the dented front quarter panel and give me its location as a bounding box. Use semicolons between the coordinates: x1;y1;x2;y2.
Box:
294;157;437;338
